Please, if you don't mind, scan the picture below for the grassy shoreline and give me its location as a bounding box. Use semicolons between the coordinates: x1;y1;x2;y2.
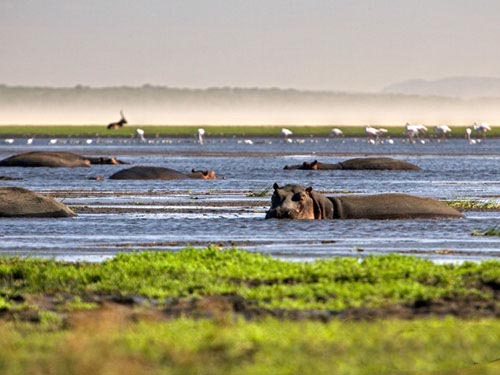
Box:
0;248;499;374
0;124;499;137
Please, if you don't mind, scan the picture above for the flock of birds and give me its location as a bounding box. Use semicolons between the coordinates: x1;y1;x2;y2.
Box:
1;110;493;146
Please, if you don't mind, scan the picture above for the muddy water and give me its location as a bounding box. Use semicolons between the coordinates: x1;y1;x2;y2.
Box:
0;136;499;262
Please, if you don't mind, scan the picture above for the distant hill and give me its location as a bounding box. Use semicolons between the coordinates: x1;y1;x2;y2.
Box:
382;77;500;99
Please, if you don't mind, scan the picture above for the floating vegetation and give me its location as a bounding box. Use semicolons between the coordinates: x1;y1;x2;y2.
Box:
471;227;500;236
445;198;500;210
246;186;272;197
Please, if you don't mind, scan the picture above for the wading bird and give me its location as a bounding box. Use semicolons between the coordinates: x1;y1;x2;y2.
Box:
197;128;205;144
136;128;146;142
331;128;343;137
473;122;491;140
281;128;293;138
405;123;427;143
434;124;452;141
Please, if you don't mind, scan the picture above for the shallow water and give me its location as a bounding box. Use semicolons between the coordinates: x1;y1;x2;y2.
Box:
0;136;499;262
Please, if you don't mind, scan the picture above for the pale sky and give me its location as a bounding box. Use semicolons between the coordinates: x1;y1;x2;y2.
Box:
1;0;500;92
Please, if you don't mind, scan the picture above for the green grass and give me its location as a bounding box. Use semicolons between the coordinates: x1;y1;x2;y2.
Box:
0;317;499;375
0;247;499;311
446;199;500;210
0;248;499;374
0;125;499;137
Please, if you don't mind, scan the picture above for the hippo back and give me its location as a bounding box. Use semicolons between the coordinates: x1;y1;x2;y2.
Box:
339;158;421;171
0;187;75;217
109;166;189;180
0;151;90;168
330;193;462;219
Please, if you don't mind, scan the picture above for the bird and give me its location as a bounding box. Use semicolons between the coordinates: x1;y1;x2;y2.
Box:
136;128;146;142
49;139;58;145
243;139;254;145
465;128;477;144
435;125;452;141
85;139;93;145
281;128;293;138
405;123;427;143
197;128;205;144
473;122;491;140
26;137;34;145
4;138;14;144
365;126;387;143
331;128;343;137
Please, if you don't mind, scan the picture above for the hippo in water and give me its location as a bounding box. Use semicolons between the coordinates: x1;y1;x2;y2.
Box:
284;157;421;171
265;183;462;220
0;151;127;167
0;186;75;217
109;166;216;180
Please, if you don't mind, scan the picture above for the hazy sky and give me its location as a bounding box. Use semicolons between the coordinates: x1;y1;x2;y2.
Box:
2;0;500;92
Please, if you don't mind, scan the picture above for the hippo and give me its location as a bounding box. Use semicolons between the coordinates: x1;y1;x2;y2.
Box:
0;151;127;167
284;157;421;171
109;166;217;180
265;183;463;220
0;187;75;217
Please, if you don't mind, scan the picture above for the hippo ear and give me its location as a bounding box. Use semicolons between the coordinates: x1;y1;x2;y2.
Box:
305;186;313;195
273;182;280;190
191;168;196;173
302;162;307;167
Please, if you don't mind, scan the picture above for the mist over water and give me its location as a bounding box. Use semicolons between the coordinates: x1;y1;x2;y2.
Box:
1;86;500;125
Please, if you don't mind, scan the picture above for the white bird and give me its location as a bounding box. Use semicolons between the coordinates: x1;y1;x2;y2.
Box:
405;123;427;143
197;128;205;144
27;138;33;145
281;128;293;137
473;122;491;139
243;139;254;145
4;138;14;144
49;139;58;145
331;128;343;137
465;128;477;144
136;128;146;142
86;139;93;145
365;126;387;143
435;124;451;140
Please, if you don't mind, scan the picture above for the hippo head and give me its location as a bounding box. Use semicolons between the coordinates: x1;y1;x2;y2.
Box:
265;183;334;219
191;169;217;179
283;160;319;170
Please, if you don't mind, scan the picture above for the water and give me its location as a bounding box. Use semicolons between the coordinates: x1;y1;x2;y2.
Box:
0;136;499;262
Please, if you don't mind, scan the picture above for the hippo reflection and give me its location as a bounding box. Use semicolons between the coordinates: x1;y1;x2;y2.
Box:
109;166;216;180
265;183;463;220
284;157;420;171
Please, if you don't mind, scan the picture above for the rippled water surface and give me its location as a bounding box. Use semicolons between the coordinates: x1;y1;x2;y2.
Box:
0;136;499;262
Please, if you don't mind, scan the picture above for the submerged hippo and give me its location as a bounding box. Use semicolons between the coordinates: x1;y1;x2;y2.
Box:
0;151;127;168
284;157;421;171
0;187;75;217
265;183;462;220
109;166;216;180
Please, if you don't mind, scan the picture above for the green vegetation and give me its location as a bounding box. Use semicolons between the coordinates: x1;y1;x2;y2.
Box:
0;125;499;137
0;247;499;312
446;198;500;210
0;248;499;374
0;317;499;375
472;227;500;236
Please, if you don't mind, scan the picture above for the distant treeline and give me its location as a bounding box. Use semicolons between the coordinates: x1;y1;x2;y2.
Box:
0;85;499;125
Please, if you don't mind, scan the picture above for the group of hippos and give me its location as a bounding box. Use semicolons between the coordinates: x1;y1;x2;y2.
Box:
0;150;462;220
